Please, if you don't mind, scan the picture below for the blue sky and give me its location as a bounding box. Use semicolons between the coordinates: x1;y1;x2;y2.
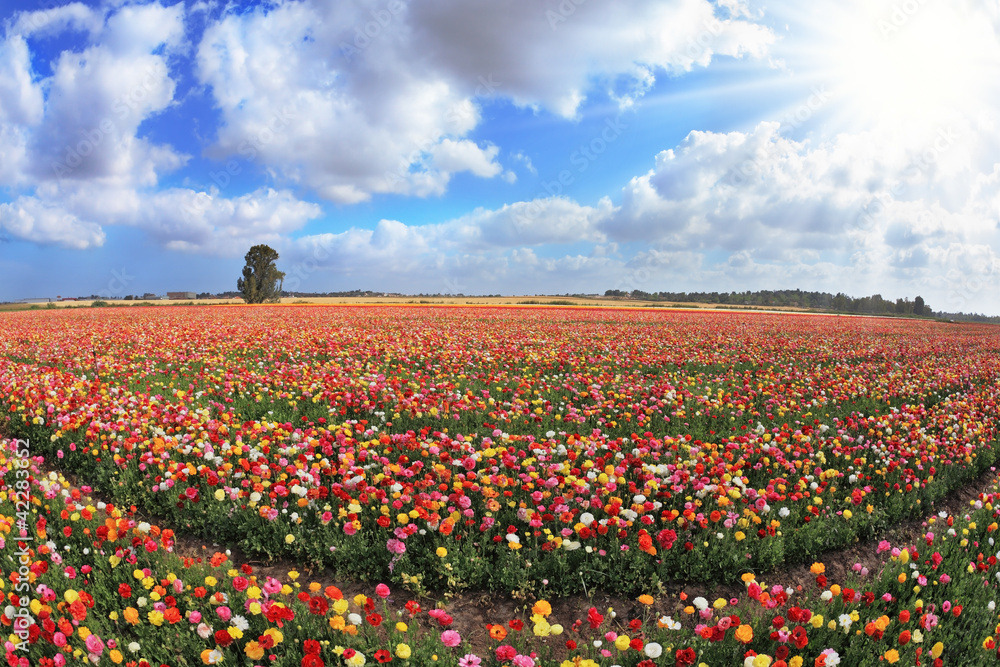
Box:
1;0;999;313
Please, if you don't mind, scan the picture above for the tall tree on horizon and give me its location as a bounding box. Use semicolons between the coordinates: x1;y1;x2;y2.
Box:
237;245;285;304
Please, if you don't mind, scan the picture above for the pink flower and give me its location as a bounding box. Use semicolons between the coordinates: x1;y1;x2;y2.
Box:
441;630;462;647
188;611;202;624
458;655;482;667
376;583;390;598
53;632;67;647
216;606;232;622
85;634;104;655
387;539;407;554
344;522;357;535
512;656;535;667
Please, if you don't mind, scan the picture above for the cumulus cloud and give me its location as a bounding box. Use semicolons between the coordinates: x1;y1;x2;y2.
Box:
0;196;105;249
194;0;774;203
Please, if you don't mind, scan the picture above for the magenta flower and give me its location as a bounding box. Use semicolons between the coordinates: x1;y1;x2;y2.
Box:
441;630;462;647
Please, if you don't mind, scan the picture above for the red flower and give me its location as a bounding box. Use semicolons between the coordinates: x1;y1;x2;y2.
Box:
374;650;392;663
214;630;233;647
508;619;524;631
496;645;516;661
675;647;697;667
791;625;809;650
301;655;324;667
308;597;329;616
118;583;132;598
587;607;604;629
304;640;321;655
367;613;383;627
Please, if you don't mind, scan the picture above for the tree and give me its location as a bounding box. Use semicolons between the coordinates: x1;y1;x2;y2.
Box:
913;295;925;316
237;244;285;304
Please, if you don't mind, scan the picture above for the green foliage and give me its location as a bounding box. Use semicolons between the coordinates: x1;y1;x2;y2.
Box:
237;244;286;304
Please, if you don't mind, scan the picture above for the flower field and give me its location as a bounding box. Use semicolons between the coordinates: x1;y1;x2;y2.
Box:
2;305;1000;665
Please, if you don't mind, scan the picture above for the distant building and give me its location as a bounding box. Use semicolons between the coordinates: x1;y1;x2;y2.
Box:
167;292;196;300
19;298;52;303
142;293;158;300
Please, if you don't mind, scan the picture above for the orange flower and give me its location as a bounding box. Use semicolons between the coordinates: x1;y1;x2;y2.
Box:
532;601;552;617
735;624;753;643
123;607;140;626
325;586;343;600
488;624;508;641
810;562;825;575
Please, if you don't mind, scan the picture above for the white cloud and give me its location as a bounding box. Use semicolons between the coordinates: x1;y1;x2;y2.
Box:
194;0;774;204
0;196;105;249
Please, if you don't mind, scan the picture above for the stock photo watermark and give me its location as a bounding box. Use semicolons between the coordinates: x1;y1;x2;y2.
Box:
7;437;33;653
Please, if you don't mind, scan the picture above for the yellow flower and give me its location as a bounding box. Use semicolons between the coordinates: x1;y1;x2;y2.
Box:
843;509;852;519
735;531;746;541
64;590;80;604
396;622;408;632
550;624;563;635
436;547;448;557
263;628;283;645
931;642;944;659
614;635;631;651
147;611;164;626
789;658;804;667
753;656;773;667
333;599;349;615
396;644;412;659
287;570;299;581
227;626;243;640
205;576;218;587
899;549;910;564
284;534;295;544
810;614;824;629
214;489;226;501
713;598;727;610
885;649;900;664
534;619;552;637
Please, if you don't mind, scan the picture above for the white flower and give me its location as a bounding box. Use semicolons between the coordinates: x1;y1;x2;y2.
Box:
127;642;140;653
644;642;663;658
693;597;708;611
196;622;214;639
779;507;790;518
820;591;833;601
231;615;249;631
593;640;602;648
580;512;595;526
348;613;363;626
659;615;681;630
136;596;148;608
838;614;852;630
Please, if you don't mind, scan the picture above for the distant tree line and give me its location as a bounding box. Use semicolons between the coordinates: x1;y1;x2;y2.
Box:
604;289;934;316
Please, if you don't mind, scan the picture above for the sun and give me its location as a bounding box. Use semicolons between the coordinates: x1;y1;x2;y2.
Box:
818;0;998;129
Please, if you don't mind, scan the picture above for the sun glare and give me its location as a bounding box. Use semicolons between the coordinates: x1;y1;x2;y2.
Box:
824;1;997;128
